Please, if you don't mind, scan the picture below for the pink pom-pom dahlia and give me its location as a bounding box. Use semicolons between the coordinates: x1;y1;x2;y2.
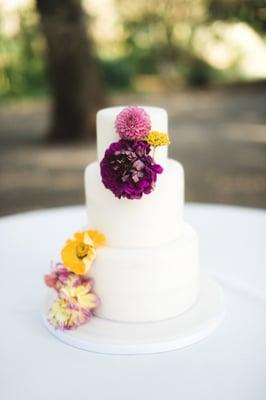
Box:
115;106;151;140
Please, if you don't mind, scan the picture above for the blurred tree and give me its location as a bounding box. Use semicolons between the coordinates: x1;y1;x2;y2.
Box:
36;0;103;141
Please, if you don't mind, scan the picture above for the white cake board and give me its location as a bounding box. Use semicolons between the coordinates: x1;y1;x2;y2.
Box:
42;274;225;355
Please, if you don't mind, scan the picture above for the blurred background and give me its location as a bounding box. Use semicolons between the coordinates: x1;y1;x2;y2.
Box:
0;0;265;216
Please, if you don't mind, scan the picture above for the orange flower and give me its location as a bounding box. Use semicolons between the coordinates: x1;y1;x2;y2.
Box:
61;230;106;275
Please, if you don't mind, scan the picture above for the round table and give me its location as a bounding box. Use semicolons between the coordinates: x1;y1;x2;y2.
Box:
1;204;265;400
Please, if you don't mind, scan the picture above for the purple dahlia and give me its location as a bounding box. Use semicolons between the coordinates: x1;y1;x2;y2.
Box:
100;139;163;199
115;106;151;140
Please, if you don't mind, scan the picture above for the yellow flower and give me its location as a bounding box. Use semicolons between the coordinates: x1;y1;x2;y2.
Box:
86;230;106;248
47;275;100;330
147;131;170;147
48;298;73;330
61;276;99;310
48;295;93;330
61;230;106;275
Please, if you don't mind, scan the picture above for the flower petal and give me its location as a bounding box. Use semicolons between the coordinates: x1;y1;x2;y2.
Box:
61;242;86;275
87;230;107;248
73;232;84;242
82;250;96;274
83;232;95;246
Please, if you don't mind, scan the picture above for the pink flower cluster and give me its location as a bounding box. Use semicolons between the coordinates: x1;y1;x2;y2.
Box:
44;263;100;330
44;262;70;292
115;106;151;140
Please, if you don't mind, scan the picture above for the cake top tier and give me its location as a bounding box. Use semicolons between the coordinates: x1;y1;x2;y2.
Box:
96;106;168;164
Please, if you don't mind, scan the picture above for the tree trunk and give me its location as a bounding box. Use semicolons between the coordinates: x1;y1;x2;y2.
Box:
36;0;104;141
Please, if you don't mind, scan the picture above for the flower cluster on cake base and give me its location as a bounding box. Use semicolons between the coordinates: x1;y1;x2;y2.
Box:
44;230;106;330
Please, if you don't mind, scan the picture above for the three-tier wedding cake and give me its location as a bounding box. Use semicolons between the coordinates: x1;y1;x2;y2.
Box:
85;106;199;322
43;105;224;353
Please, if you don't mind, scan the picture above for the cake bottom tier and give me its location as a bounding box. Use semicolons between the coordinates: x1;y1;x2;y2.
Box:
90;224;200;322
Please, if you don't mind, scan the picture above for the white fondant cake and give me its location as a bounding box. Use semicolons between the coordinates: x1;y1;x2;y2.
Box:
84;106;200;322
85;159;184;247
90;225;199;322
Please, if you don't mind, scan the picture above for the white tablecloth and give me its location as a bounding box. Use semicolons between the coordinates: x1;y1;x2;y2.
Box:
1;204;265;400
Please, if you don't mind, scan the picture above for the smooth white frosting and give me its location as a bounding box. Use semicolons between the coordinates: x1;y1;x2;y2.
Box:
84;105;200;323
91;224;199;322
97;106;168;165
85;159;184;248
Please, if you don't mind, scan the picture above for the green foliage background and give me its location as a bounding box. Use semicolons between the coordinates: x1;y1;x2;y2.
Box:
0;8;49;100
0;0;265;100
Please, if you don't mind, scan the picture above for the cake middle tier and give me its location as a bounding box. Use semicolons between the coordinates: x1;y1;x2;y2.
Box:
85;159;184;248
